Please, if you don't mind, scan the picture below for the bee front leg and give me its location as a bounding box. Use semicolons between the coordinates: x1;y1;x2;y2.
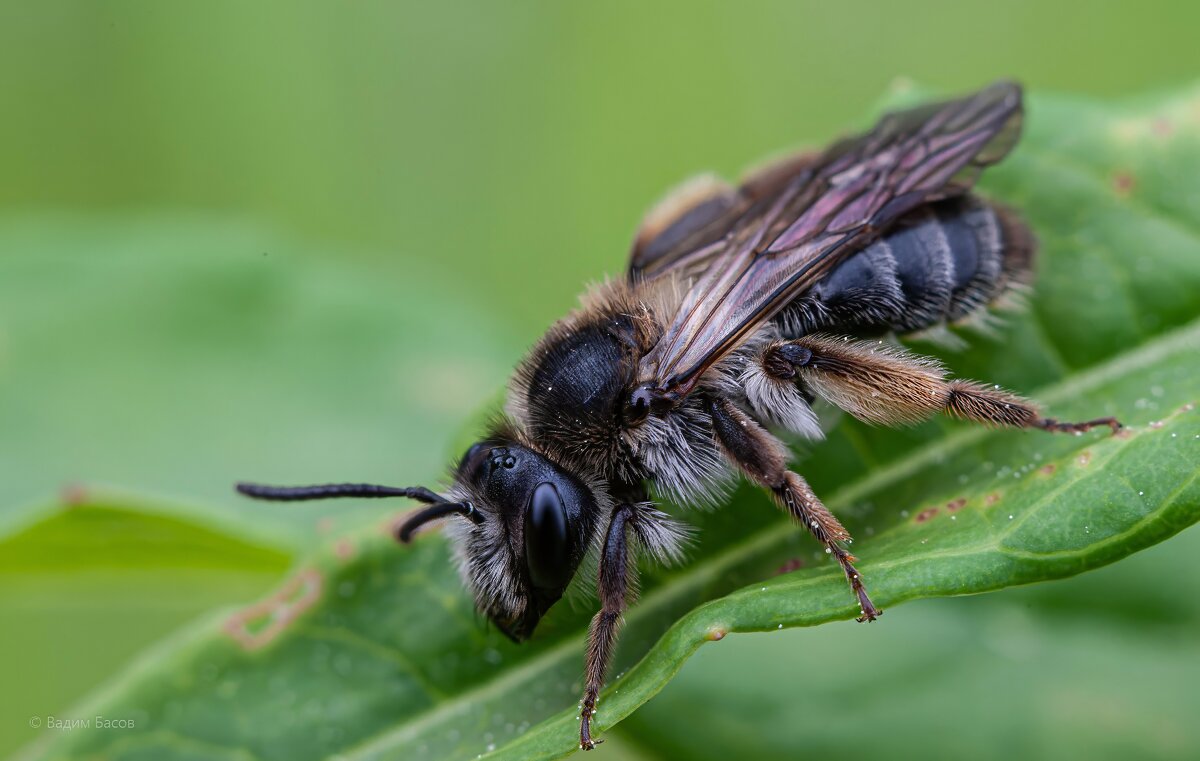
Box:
707;397;882;622
761;335;1121;435
580;503;636;750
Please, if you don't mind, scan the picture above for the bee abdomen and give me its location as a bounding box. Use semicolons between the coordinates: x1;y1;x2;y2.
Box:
779;194;1033;337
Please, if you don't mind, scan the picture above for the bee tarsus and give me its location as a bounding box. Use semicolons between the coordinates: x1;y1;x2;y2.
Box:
1032;417;1123;435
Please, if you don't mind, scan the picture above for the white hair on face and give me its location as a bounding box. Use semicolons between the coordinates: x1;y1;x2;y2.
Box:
442;463;616;626
442;481;527;624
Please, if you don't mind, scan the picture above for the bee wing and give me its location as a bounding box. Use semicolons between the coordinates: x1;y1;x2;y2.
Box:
642;81;1024;395
627;152;821;282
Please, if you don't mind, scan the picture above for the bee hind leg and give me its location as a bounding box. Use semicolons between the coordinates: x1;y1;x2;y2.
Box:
946;380;1122;435
761;335;1121;436
707;397;882;621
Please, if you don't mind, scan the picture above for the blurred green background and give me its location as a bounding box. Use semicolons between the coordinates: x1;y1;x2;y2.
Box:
2;1;1198;759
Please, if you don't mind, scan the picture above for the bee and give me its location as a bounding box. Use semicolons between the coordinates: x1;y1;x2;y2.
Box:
238;81;1120;750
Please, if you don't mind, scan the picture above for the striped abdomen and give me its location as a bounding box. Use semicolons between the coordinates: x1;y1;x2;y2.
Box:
778;194;1034;338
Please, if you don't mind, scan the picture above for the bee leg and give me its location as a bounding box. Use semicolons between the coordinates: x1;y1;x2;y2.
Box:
580;503;637;750
762;335;1121;435
945;381;1122;435
708;397;882;622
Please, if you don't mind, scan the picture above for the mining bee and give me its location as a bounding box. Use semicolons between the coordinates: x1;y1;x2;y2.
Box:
238;81;1121;749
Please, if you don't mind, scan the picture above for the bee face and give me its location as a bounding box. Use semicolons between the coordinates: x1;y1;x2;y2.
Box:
450;440;600;641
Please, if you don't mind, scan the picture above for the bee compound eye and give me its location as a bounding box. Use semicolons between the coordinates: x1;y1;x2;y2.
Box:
524;481;571;592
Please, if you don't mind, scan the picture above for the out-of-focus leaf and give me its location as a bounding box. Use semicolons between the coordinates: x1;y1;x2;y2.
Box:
0;491;293;757
0;214;525;757
0;214;519;542
18;83;1200;761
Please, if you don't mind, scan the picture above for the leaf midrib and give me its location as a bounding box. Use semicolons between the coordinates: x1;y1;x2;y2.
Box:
342;314;1200;760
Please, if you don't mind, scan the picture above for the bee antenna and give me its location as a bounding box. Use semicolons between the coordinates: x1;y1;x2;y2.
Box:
235;482;484;541
396;501;482;543
235;482;447;505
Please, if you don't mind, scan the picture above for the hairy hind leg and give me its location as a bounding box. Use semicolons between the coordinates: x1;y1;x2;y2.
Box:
945;379;1121;434
761;335;1121;435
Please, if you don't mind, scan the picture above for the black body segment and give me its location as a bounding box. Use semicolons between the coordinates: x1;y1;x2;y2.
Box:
777;194;1033;338
524;315;637;450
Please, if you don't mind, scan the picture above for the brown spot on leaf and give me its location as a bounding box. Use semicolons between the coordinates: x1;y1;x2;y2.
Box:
915;507;939;523
1152;117;1174;137
1039;463;1057;476
945;498;966;512
60;482;88;506
1112;171;1135;197
1181;402;1195;413
985;493;1002;507
1077;451;1092;467
334;538;356;562
1148;420;1164;429
224;567;323;651
775;558;805;575
705;627;727;642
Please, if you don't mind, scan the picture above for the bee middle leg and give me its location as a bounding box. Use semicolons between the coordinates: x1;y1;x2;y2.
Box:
761;335;1121;434
708;397;882;622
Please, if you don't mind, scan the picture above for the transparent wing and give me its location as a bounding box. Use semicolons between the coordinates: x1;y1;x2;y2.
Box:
627;153;819;282
642;81;1024;396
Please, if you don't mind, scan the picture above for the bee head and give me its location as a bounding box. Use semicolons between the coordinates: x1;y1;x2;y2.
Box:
446;439;599;641
236;438;602;643
238;432;604;633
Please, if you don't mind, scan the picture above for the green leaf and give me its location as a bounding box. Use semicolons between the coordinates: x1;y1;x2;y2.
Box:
0;215;519;543
0;491;292;759
0;214;517;756
615;526;1200;760
20;83;1200;761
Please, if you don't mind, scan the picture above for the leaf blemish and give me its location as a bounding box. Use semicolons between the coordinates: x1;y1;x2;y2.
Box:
985;493;1002;507
775;558;805;574
915;507;939;523
945;498;967;512
1039;463;1057;476
705;627;727;642
1077;451;1093;467
1112;170;1136;197
59;482;88;507
334;538;356;562
224;567;323;651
